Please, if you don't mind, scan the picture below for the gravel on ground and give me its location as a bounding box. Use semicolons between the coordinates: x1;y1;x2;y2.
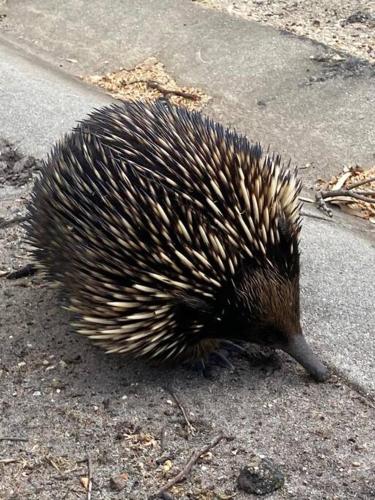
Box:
195;0;375;63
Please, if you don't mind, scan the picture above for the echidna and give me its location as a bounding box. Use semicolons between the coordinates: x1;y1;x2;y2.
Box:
26;100;328;381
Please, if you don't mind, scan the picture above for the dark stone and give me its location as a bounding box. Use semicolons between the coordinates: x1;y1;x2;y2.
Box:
109;472;128;491
149;493;174;500
237;455;285;496
345;11;374;25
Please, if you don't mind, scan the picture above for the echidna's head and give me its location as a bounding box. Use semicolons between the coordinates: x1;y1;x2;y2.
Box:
219;262;329;382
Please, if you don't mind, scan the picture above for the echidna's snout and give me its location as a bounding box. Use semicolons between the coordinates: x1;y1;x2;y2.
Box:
283;335;329;382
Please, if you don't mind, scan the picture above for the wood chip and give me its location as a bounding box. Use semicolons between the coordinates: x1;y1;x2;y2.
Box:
80;476;89;490
84;57;210;111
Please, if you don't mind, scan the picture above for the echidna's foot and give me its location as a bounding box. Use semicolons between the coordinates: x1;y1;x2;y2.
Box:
245;345;282;376
207;349;235;371
184;358;213;378
219;339;249;355
6;263;36;280
184;352;233;378
182;338;235;377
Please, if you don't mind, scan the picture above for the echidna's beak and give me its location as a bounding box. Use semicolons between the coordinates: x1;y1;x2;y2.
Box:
283;335;329;382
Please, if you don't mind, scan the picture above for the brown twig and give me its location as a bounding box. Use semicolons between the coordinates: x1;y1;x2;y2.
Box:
299;195;315;203
87;455;93;500
314;191;333;217
46;457;62;474
156;432;227;496
352;190;375;196
300;210;333;222
167;389;196;435
0;458;19;464
300;196;333;219
160;425;167;451
130;80;199;101
346;176;375;190
320;189;375;205
0;436;29;442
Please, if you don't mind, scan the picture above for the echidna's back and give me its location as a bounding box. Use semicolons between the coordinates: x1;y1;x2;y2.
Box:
27;100;259;280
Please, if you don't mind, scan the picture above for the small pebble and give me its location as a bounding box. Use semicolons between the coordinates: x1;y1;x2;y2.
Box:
237;454;284;495
50;379;65;389
110;472;129;491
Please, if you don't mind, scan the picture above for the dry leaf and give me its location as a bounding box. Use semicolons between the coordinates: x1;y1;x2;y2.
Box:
331;171;352;191
80;477;89;490
163;459;173;473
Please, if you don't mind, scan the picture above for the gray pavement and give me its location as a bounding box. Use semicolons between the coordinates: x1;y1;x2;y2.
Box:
0;39;112;158
1;0;375;188
302;217;375;394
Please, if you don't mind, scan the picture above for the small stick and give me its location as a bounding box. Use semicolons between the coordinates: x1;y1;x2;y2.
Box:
299;195;315;203
320;189;375;204
87;454;93;500
156;432;226;496
314;191;333;217
0;436;29;442
300;210;333;222
352;190;375;196
130;80;199;101
160;425;167;451
46;456;62;474
147;81;199;101
346;176;375;190
0;458;19;464
167;389;196;435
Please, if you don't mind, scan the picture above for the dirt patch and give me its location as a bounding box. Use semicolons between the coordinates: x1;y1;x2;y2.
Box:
301;50;375;85
0;139;42;188
84;57;211;111
195;0;375;64
0;141;35;276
